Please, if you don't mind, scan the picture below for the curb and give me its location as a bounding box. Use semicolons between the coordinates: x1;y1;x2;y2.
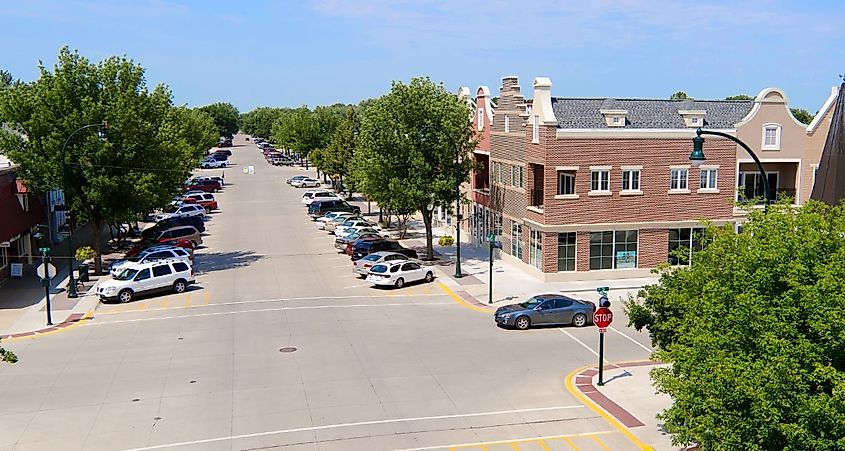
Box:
1;310;94;341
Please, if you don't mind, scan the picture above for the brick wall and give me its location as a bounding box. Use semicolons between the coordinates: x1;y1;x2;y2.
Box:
638;228;668;268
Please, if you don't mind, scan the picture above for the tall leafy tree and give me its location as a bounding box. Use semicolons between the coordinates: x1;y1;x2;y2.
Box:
725;94;754;100
625;201;845;450
240;107;289;139
322;107;359;195
270;105;345;158
353;77;476;259
197;102;240;138
791;107;814;125
0;47;213;272
670;91;690;100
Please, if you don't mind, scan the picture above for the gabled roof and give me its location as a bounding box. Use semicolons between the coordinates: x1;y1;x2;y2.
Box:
551;98;754;129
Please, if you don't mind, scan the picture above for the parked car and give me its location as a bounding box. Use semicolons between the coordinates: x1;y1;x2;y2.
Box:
366;260;434;288
351;239;417;261
185;179;220;193
335;218;378;236
291;178;321;188
201;157;227;169
144;215;204;236
97;258;195;303
494;294;596;330
308;199;361;219
271;156;294;166
352;251;409;277
155;204;205;222
316;211;356;228
183;192;218;212
302;191;340;205
334;228;383;251
213;148;232;156
130;225;203;256
110;246;192;276
324;214;362;232
286;175;309;185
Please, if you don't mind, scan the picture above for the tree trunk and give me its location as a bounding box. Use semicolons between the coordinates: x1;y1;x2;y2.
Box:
92;219;104;275
421;208;434;260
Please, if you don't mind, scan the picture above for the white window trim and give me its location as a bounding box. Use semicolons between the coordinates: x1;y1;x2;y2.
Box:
621;168;641;193
555;166;580;171
477;108;484;131
761;123;781;150
556;170;577;196
589;168;611;194
504;115;510;133
532;115;540;143
697;166;719;193
812;164;819;186
554;194;580;200
669;166;690;193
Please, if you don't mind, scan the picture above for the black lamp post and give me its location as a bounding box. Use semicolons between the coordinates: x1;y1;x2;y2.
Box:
61;122;108;297
690;128;774;208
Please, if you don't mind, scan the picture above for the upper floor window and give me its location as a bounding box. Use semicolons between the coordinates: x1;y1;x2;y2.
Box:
621;168;641;192
504;115;510;133
670;167;689;191
762;124;781;150
511;165;524;188
590;169;610;193
477;108;484;131
557;171;576;195
532;115;539;143
700;167;718;191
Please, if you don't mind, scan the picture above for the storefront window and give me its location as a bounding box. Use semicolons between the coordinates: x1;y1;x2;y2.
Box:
557;232;576;271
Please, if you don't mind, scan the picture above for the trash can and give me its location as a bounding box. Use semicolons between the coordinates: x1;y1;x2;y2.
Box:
77;263;90;283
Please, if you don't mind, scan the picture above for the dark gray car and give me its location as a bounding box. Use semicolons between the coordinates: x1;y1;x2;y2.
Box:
494;294;596;330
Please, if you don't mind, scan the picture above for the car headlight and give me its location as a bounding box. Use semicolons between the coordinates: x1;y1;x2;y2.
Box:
500;313;512;319
104;286;116;293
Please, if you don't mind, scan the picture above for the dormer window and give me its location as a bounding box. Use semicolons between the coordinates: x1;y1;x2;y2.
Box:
762;124;781;150
600;109;628;127
532;115;539;143
504;115;510;133
678;110;706;127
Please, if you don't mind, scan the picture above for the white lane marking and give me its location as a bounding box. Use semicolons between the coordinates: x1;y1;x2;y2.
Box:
610;326;653;353
342;284;369;289
90;302;453;325
123;405;585;451
559;328;609;363
394;430;615;451
97;293;443;315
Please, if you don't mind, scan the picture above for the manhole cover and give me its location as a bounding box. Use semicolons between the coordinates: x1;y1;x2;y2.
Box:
131;398;140;402
279;347;297;353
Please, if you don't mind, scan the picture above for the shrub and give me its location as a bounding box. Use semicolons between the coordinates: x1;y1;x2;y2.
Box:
75;246;95;262
0;339;18;364
438;235;455;247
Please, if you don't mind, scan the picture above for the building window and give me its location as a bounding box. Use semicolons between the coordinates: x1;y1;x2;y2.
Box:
668;227;705;265
477;108;484;131
591;169;610;192
589;230;638;270
511;222;523;260
557;171;576;195
0;247;7;269
532;115;539;143
557;232;576;272
504;115;510;133
700;168;718;190
529;229;542;269
762;124;781;150
612;116;621;124
511;165;524;188
738;172;777;202
692;117;699;125
621;169;640;192
491;162;504;185
670;168;689;191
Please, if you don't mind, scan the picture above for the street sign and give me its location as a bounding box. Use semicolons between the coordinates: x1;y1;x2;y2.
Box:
596;286;609;294
594;307;613;329
36;263;57;280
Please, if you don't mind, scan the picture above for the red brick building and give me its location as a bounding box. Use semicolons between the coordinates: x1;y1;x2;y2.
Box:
0;165;45;283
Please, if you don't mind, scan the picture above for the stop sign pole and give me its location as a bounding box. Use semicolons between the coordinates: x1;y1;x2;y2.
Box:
594;303;613;386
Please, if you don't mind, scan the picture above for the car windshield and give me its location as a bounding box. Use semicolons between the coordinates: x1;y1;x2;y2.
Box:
370;264;388;273
519;297;546;309
363;254;381;262
163;205;178;213
114;268;140;281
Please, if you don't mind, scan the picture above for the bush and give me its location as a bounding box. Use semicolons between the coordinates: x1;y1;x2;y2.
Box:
75;246;95;262
0;339;18;364
438;235;455;247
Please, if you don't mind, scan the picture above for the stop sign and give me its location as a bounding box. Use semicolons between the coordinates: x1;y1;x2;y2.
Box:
593;307;613;329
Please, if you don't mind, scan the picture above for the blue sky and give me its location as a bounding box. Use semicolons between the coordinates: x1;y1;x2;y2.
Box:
1;0;843;113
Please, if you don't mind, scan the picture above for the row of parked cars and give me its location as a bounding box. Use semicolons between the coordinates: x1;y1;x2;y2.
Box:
94;147;232;303
200;148;232;169
289;179;435;289
255;140;296;166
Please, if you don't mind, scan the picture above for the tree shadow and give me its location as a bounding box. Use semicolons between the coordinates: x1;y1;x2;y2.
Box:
194;250;265;274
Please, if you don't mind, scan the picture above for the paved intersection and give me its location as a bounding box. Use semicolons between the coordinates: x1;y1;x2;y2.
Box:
0;136;655;450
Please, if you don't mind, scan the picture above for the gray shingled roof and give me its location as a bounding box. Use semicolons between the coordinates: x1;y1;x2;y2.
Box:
551;98;754;129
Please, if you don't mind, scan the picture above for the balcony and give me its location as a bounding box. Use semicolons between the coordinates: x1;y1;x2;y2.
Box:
529;188;544;212
737;163;799;205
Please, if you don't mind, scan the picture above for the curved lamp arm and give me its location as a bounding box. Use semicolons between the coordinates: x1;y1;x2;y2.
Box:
695;128;774;206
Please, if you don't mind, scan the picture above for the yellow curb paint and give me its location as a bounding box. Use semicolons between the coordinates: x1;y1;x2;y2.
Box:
442;432;612;450
161;298;170;309
564;364;654;451
435;281;490;314
203;292;210;305
510;443;521;450
184;294;191;308
3;310;94;342
138;302;147;311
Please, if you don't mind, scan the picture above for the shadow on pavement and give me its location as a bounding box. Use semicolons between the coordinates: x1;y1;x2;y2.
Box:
194;250;265;274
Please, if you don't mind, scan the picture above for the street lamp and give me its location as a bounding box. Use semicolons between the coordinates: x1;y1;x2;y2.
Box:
690;128;774;208
61;121;108;297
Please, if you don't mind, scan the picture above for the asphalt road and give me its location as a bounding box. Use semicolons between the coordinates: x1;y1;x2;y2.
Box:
0;135;654;451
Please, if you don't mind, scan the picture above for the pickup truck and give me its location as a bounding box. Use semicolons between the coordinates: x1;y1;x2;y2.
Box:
271;156;294;166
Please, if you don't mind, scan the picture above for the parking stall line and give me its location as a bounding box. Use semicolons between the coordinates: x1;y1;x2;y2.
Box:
562;437;579;450
609;326;652;353
591;437;610;451
203;291;210;305
559;328;608;363
537;439;552;450
160;298;170;309
397;432;614;451
184;294;191;308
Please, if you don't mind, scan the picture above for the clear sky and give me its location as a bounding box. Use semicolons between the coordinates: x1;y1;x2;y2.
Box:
2;0;843;114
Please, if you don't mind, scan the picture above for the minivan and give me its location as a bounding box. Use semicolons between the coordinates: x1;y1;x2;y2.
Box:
97;258;195;303
351;240;418;261
308;199;361;219
154;225;203;247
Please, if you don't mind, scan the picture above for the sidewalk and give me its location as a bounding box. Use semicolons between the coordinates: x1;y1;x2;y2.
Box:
571;361;680;450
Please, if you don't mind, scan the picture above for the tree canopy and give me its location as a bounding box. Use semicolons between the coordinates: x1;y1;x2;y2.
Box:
791;107;814;125
725;94;754;100
352;77;476;259
197;102;240;138
240;107;289;139
670;91;690;100
270;104;346;157
625;201;845;450
0;47;216;271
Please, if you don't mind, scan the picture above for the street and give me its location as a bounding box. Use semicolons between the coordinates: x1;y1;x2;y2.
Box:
0;136;655;451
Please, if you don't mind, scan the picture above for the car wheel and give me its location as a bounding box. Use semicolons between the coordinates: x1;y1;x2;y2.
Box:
424;272;434;283
173;279;187;294
222;163;227;168
514;316;531;330
204;207;210;214
191;240;198;249
118;289;133;304
572;313;588;328
395;277;405;288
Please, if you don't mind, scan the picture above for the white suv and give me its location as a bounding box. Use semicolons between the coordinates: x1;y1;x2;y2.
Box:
110;247;192;277
97;259;195;303
155;204;204;222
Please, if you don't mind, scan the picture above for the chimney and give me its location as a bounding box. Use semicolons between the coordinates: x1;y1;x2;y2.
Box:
532;77;557;125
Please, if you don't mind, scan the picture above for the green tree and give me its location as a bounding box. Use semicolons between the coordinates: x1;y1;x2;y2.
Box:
197;102;240;138
0;48;212;272
270;105;345;158
791;107;814;125
240;107;289;139
353;77;476;260
625;201;845;450
670;91;690;100
725;94;754;100
0;70;13;88
323;107;359;196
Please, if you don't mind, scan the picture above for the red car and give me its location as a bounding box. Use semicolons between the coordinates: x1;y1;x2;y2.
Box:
184;179;221;193
182;193;218;212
